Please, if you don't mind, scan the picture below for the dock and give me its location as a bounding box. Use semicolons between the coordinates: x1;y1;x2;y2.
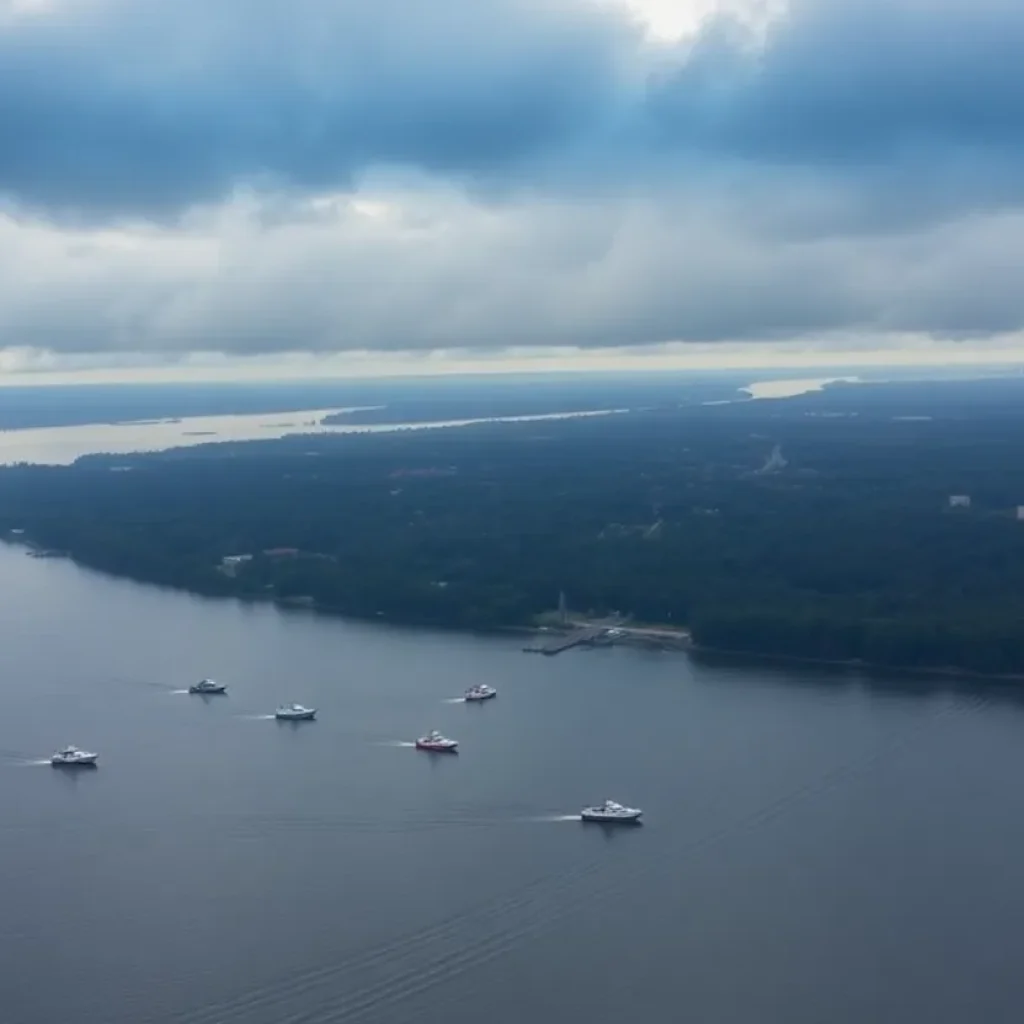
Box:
523;623;691;656
523;626;604;655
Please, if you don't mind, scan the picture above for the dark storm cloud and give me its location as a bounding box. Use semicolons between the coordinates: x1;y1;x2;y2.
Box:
649;0;1024;169
2;0;1024;221
0;0;631;219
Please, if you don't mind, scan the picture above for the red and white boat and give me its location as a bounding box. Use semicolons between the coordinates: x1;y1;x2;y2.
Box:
415;730;458;753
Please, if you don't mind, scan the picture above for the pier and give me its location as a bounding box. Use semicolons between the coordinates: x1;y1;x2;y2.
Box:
523;623;691;656
523;626;605;655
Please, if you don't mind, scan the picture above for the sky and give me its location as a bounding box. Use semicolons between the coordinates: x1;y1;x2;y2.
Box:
2;0;1024;383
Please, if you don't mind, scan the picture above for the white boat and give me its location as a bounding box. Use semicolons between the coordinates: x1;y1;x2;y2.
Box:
580;800;642;824
464;684;497;702
415;729;458;753
50;745;98;767
189;678;227;695
275;703;316;721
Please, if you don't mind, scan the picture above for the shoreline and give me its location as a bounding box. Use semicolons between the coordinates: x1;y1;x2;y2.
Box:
688;642;1024;685
9;538;1024;683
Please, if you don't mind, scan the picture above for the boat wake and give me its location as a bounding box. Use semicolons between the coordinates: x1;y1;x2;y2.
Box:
241;714;277;721
529;814;582;823
377;740;418;748
0;749;57;768
168;850;610;1024
106;674;178;693
170;689;191;695
442;698;466;704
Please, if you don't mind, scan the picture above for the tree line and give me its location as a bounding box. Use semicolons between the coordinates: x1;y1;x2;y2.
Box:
4;387;1024;675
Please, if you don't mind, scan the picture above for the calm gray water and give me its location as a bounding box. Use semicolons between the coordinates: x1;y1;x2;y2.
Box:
4;544;1024;1024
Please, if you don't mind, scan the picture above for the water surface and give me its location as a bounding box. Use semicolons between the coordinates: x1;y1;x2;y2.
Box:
3;545;1024;1023
0;408;626;465
742;376;861;400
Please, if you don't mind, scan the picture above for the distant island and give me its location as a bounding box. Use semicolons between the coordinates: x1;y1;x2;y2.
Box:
4;374;1024;678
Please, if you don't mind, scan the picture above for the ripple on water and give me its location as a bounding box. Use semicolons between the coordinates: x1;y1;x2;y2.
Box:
167;851;612;1024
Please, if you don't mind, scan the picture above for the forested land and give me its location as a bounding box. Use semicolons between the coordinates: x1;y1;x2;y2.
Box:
4;375;1024;675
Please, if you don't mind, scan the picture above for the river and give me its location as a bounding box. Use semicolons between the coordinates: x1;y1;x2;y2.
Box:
4;543;1024;1024
742;376;861;400
0;408;627;466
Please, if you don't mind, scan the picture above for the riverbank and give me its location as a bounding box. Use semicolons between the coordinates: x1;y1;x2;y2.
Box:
689;641;1024;685
526;624;1024;683
7;536;1023;683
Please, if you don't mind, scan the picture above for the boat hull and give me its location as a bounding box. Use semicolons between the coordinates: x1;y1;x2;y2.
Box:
415;741;458;753
580;811;642;824
275;711;316;721
464;691;497;702
51;757;98;768
189;686;227;695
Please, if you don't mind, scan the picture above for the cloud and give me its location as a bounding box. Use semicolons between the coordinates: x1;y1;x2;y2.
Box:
2;0;1024;363
646;0;1024;225
5;181;1024;358
0;0;635;220
652;0;1024;162
2;0;1024;221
